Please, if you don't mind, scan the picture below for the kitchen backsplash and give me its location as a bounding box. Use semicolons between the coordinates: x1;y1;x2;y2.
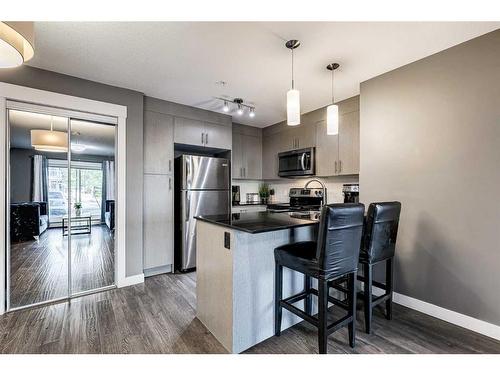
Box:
233;176;359;205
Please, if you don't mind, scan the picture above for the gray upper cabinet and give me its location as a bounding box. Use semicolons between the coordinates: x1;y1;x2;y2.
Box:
314;96;359;176
144;110;174;175
338;110;360;175
261;95;359;179
174;117;232;149
232;132;244;178
174;117;206;147
315;120;338;176
262;131;280;180
243;134;262;179
204;122;232;149
232;124;262;180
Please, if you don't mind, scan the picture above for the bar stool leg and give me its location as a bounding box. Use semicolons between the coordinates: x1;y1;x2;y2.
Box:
274;263;283;336
304;275;312;315
318;279;329;354
348;272;356;348
385;258;394;320
363;263;373;334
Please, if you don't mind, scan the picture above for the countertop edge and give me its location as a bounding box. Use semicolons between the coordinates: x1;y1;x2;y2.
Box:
195;216;318;234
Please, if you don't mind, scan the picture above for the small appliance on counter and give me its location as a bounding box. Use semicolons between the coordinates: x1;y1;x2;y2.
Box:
342;183;359;203
246;193;260;204
232;185;241;205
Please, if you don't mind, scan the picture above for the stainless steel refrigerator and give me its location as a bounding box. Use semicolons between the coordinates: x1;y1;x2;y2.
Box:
175;155;230;272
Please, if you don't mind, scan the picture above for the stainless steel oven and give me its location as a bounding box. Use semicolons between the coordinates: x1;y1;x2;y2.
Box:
278;147;315;177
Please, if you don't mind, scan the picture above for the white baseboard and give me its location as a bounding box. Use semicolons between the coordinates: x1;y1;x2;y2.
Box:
117;273;144;288
371;286;500;341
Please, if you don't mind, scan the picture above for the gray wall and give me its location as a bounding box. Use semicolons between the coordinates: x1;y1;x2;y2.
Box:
0;66;144;277
359;30;500;325
9;147;114;203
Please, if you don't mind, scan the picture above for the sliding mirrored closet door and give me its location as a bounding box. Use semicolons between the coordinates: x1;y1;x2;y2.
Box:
7;105;117;311
69;119;116;296
7;109;70;309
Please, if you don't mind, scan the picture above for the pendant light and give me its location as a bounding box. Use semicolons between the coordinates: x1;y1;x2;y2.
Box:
31;116;68;153
285;40;300;126
0;22;34;68
326;63;340;135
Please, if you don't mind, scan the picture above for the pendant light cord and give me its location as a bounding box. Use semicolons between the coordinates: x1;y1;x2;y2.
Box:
331;69;335;104
291;48;295;90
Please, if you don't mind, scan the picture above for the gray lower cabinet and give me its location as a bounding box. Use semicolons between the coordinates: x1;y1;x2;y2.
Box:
143;174;174;272
144;111;174;174
174;116;232;149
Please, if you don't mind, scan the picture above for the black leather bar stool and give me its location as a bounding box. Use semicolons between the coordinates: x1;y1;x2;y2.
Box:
358;202;401;334
274;203;365;354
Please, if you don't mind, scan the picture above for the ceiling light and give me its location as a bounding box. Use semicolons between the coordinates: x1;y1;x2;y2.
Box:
249;108;255;118
237;105;244;116
31;116;68;153
285;40;301;126
222;101;230;112
0;22;34;68
326;63;340;135
233;98;244;116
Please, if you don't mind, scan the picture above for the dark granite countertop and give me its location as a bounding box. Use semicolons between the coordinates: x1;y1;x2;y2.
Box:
232;202;268;207
195;211;320;234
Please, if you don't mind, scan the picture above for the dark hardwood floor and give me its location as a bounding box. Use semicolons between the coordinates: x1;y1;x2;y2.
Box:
9;224;114;308
1;271;499;354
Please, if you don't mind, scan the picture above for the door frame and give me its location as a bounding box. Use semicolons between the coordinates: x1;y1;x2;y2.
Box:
0;82;128;315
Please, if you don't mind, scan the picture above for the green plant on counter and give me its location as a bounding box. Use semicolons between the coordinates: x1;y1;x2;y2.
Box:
258;183;270;201
73;202;82;209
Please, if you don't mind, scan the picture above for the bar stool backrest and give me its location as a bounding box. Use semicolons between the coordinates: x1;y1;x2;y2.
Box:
316;203;365;278
363;202;401;263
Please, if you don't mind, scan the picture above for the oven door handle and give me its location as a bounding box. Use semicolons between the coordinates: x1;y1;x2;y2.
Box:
300;153;307;171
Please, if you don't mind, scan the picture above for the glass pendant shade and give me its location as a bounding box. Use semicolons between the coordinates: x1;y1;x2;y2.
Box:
0;22;34;68
326;104;339;135
287;89;300;126
31;129;68;152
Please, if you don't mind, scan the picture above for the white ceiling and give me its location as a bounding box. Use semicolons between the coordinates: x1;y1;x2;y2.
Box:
9;110;116;156
28;22;499;127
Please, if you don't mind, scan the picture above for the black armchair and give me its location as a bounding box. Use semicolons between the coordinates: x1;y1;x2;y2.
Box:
105;200;115;231
10;201;49;242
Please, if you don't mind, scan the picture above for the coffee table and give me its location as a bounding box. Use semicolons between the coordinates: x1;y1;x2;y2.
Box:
62;216;92;236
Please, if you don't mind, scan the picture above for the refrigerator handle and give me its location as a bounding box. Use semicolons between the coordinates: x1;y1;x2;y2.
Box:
185;191;191;221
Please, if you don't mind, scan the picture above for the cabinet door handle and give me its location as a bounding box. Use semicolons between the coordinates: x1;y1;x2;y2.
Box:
205;133;208;145
335;160;338;174
169;160;172;173
339;160;342;173
201;132;204;144
169;177;172;190
240;167;243;178
243;167;246;177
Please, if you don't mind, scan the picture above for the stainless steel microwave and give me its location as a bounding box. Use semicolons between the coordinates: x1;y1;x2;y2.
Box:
278;147;315;177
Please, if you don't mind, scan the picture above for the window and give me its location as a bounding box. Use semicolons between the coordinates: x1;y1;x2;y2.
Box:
48;159;103;224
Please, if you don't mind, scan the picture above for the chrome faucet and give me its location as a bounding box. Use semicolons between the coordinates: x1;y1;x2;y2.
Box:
304;179;327;206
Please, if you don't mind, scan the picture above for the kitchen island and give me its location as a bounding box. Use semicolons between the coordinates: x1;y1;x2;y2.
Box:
195;211;320;353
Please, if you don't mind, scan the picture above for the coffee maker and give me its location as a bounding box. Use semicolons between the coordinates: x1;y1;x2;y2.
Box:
342;184;359;203
232;185;241;205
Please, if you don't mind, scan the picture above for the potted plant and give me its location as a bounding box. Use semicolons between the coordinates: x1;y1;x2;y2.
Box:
74;202;82;216
258;183;270;204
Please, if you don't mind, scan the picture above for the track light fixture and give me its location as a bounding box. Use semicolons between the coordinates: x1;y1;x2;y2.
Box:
215;97;256;118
